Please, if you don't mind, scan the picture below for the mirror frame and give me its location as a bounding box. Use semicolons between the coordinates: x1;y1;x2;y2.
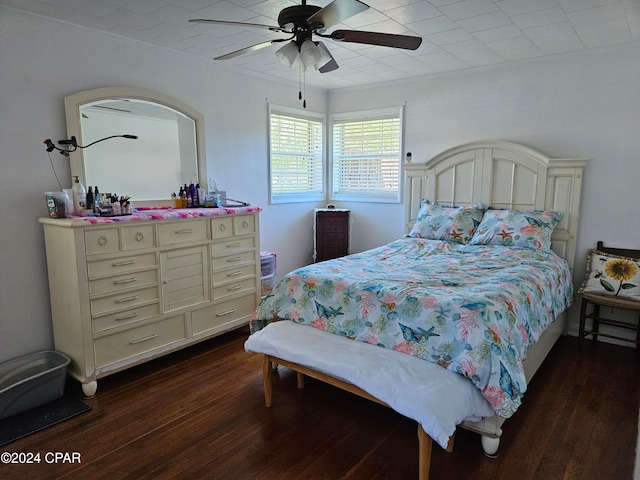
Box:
65;86;207;207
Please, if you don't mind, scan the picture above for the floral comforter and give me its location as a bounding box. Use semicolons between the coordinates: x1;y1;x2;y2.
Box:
252;238;573;418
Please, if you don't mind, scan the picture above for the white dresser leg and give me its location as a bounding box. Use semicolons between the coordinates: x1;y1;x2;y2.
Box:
82;380;97;398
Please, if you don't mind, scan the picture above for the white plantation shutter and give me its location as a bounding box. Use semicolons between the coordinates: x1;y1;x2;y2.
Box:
270;107;324;203
331;107;402;202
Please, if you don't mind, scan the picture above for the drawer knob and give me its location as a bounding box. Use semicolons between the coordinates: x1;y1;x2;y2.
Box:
216;308;237;317
242;220;249;228
116;312;140;321
175;229;194;234
98;235;108;246
113;277;137;285
135;232;144;241
219;224;227;232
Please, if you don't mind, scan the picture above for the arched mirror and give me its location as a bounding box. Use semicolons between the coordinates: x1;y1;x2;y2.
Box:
65;86;206;205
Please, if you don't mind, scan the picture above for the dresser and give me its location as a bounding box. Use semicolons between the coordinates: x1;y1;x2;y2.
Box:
39;208;260;397
313;208;351;263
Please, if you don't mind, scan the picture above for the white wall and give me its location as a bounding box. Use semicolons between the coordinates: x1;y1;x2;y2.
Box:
0;8;326;363
2;7;640;363
329;44;640;339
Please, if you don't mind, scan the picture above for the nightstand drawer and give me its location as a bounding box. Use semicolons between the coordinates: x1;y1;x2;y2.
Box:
94;315;186;368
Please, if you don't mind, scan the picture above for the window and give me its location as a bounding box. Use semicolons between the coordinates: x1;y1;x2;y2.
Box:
269;106;324;204
330;107;402;203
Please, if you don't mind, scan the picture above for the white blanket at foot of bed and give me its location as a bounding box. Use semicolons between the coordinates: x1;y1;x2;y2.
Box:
245;321;495;449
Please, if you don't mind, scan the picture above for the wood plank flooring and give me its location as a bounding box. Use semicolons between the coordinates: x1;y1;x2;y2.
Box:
2;328;639;480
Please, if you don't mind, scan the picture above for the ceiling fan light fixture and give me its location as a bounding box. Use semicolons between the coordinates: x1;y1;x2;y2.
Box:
299;39;321;66
275;41;299;68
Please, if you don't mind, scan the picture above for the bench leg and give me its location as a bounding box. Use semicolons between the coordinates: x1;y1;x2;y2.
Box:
263;355;273;407
417;424;433;480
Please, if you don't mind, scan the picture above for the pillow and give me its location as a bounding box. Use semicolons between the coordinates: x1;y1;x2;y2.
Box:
406;200;484;244
578;250;640;301
469;209;562;250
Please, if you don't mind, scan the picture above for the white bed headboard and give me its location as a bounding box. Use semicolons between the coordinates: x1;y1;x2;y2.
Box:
403;141;586;272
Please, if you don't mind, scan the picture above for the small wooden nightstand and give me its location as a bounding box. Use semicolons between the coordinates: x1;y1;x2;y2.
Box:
313;209;351;263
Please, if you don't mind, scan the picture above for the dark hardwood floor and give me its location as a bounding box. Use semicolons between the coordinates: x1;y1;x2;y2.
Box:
2;328;639;480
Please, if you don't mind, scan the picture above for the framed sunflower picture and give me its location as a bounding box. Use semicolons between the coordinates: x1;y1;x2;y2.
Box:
578;249;640;301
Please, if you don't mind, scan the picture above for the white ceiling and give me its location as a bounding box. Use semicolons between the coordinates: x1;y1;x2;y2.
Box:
3;0;640;90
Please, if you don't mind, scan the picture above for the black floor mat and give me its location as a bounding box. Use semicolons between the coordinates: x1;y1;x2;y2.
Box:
0;395;91;446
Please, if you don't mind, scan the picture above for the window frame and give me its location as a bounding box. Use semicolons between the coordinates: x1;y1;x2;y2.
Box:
329;106;404;204
268;104;326;205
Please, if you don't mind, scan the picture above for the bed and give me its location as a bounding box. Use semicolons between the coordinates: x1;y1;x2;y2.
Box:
245;141;586;478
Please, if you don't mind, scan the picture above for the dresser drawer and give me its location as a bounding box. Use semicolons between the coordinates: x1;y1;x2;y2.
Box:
213;277;256;301
192;295;256;336
212;263;256;286
234;215;256;236
211;216;234;240
94;315;186;368
92;303;160;334
211;251;256;270
158;220;207;246
88;253;157;278
85;228;121;255
89;269;158;296
123;224;156;250
90;286;159;316
211;214;256;239
211;236;256;256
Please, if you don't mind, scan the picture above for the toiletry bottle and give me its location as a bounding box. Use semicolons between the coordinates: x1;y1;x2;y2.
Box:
93;186;100;212
86;186;94;211
72;176;87;215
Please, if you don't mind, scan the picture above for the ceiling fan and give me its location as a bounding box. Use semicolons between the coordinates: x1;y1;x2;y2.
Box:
189;0;422;73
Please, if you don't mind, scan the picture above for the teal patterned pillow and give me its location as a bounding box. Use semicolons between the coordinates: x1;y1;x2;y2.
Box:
469;209;562;250
406;200;485;244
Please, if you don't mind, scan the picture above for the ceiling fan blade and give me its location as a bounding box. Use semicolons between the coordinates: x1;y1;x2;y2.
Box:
330;30;422;50
307;0;369;30
214;39;288;60
316;42;339;73
189;18;285;33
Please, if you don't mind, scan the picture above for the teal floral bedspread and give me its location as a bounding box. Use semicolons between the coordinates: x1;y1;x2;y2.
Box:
252;238;573;418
